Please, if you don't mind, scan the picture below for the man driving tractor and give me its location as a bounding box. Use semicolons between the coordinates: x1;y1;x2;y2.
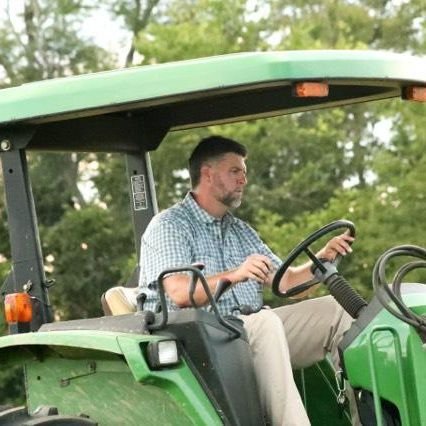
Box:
139;135;358;425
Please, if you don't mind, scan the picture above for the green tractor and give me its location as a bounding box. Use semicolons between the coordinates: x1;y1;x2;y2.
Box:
0;51;425;425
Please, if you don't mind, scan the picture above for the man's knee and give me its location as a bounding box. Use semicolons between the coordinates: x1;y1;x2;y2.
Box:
308;295;352;326
310;294;341;314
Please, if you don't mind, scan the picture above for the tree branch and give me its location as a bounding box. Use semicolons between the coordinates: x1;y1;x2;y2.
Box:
124;0;160;67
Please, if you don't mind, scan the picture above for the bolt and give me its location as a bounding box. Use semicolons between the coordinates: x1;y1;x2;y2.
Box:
23;280;33;292
1;139;11;151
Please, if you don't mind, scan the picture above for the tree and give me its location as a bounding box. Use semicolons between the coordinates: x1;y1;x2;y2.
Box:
43;206;133;319
0;0;114;86
107;0;161;67
132;0;268;64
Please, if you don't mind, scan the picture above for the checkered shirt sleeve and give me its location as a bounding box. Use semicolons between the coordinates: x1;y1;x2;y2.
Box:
139;215;196;311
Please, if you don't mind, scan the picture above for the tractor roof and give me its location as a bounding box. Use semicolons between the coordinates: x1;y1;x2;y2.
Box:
0;50;425;152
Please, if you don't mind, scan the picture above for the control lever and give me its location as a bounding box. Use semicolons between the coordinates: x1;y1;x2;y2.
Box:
189;263;205;308
213;278;232;303
136;292;155;325
136;292;147;311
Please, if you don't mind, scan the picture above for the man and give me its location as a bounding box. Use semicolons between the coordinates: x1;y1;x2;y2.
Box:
139;135;356;425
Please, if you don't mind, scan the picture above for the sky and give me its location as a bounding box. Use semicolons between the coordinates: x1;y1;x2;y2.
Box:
1;1;130;66
79;8;130;65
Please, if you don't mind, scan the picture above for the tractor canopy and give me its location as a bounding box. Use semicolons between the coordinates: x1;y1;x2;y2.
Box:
0;50;425;153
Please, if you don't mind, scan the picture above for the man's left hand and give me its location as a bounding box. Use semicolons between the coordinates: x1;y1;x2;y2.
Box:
316;232;354;261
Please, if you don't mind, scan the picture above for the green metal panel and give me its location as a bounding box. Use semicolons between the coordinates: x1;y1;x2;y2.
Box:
25;355;220;425
406;327;426;425
0;50;425;127
0;330;130;355
294;359;351;426
0;330;222;425
343;294;426;426
116;335;223;423
26;356;165;425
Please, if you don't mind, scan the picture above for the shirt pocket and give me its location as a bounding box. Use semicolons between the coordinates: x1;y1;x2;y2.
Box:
224;253;246;271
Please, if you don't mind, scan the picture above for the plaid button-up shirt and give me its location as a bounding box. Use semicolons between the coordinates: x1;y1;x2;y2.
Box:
139;192;281;316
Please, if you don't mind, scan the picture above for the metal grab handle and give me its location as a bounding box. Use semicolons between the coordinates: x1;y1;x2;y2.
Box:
150;265;241;338
189;263;205;308
213;278;233;303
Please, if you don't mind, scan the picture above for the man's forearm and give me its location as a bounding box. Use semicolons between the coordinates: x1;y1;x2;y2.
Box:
164;270;238;308
276;262;315;296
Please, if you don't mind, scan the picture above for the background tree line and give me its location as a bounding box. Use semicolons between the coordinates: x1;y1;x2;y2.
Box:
0;0;425;405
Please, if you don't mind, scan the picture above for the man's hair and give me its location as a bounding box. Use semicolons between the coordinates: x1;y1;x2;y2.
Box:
188;135;247;188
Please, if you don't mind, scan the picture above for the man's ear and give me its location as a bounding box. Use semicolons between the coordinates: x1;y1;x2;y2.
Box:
200;163;212;183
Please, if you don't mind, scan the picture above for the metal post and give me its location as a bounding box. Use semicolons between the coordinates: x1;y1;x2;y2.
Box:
1;133;53;331
125;152;159;286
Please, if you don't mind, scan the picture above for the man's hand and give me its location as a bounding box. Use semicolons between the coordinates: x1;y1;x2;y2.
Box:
230;254;273;284
316;232;354;261
274;232;354;296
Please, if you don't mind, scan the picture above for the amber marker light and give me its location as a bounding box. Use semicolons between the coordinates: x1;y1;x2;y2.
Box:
4;293;33;324
403;86;426;102
293;82;329;98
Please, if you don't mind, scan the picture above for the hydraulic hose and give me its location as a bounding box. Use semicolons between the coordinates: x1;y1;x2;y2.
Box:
325;273;368;319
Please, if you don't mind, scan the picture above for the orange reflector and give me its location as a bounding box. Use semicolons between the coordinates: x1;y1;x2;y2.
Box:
403;86;426;102
293;82;329;98
4;293;33;323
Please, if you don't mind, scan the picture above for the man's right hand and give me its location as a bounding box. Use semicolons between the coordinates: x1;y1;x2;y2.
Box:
230;254;273;285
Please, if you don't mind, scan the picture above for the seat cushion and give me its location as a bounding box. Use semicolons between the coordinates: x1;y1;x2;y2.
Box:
104;286;138;315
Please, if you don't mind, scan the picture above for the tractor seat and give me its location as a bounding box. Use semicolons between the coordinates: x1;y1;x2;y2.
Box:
101;286;138;316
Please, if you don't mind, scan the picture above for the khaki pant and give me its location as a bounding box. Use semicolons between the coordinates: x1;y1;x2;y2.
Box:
241;295;359;426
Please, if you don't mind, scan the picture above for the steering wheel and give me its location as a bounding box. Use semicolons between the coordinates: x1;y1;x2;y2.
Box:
272;220;356;298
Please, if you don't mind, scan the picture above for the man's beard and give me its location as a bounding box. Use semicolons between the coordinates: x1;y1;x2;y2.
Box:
220;192;243;209
212;175;244;209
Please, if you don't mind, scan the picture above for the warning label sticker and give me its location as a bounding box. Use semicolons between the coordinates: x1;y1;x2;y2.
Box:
131;175;148;211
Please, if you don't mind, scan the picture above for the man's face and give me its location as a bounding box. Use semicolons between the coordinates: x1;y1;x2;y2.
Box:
207;153;247;209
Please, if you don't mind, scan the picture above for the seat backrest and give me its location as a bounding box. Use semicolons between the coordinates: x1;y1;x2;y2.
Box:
101;286;138;316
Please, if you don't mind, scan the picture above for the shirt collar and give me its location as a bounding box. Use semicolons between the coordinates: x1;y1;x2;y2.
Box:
183;192;236;225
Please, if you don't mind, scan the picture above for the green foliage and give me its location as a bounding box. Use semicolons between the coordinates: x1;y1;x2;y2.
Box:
92;154;130;218
256;129;426;301
30;153;84;226
43;205;133;320
267;0;424;51
134;0;268;63
237;110;352;222
0;365;25;407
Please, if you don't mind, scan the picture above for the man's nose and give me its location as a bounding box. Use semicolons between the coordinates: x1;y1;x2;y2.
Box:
238;174;247;185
